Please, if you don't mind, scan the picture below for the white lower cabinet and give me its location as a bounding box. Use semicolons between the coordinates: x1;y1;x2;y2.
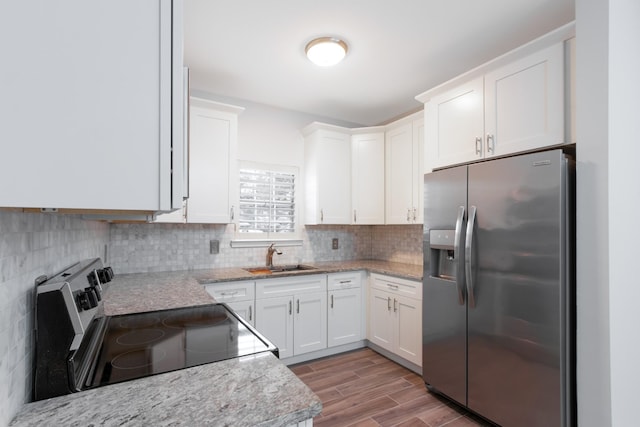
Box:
203;280;255;326
368;273;422;367
255;275;327;359
327;271;364;348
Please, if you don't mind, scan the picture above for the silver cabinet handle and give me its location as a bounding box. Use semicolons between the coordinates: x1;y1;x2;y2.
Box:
296;299;300;314
393;298;398;313
475;136;482;155
386;283;399;290
465;205;477;308
220;290;238;296
407;208;411;222
486;134;494;154
339;280;351;284
249;305;252;321
230;205;235;221
353;210;357;223
387;296;391;311
412;207;417;221
453;205;466;305
330;294;334;309
289;300;292;315
320;209;324;223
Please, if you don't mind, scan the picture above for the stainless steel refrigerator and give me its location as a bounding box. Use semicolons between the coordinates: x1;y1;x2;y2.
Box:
422;149;575;426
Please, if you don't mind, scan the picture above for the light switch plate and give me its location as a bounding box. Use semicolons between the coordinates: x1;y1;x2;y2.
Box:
210;240;220;254
332;238;339;250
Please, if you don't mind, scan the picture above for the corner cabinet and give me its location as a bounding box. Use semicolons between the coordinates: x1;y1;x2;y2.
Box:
419;24;575;171
0;0;186;212
255;275;328;359
351;130;385;225
385;114;424;224
155;98;243;224
204;280;255;326
303;123;352;225
368;273;422;367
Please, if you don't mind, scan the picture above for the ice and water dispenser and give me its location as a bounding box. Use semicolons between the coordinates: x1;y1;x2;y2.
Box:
429;229;458;281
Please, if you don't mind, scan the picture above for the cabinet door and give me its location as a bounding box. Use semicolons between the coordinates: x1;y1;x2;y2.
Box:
0;0;183;211
351;132;385;224
412;119;425;224
368;288;394;352
293;291;327;355
187;104;238;223
256;296;294;358
395;295;422;367
304;129;351;224
385;123;415;224
484;43;564;158
425;77;484;170
328;288;362;347
227;300;255;327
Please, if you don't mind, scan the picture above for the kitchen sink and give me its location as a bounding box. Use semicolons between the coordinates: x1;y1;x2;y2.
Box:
244;265;317;275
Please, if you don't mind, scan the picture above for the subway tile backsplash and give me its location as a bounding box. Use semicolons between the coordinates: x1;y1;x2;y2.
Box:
2;212;422;425
0;211;109;426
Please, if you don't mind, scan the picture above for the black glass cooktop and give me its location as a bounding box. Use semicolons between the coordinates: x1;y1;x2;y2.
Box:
88;303;277;388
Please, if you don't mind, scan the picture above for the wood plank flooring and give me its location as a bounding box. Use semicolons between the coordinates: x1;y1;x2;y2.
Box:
290;348;491;427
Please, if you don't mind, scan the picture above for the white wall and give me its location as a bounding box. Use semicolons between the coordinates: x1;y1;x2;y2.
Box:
576;0;640;425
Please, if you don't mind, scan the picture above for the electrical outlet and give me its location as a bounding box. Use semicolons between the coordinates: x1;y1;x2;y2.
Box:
332;238;339;250
210;239;220;254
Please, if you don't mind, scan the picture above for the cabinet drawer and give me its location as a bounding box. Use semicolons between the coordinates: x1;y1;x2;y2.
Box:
256;274;327;299
328;271;362;291
204;280;255;302
370;273;422;300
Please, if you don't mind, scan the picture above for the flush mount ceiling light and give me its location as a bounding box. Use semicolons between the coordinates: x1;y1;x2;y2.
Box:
305;37;348;67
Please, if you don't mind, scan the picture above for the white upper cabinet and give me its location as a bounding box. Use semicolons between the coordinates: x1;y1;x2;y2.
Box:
303;123;352;225
351;129;385;224
385;114;424;224
0;0;186;212
155;99;242;224
418;23;575;171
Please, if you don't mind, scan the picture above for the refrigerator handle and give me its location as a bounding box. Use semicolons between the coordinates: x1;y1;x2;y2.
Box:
465;205;477;308
453;205;466;305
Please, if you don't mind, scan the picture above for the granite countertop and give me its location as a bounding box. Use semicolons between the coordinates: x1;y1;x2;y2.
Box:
191;259;423;284
10;353;321;427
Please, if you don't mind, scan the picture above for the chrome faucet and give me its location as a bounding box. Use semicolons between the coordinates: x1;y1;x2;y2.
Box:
266;243;282;268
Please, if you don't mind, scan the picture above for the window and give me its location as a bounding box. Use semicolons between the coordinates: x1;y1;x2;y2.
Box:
237;162;298;239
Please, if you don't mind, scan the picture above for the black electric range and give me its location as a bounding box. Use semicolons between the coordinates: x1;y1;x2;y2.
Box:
33;258;278;401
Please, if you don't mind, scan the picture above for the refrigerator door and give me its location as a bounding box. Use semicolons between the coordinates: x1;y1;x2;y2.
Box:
466;150;568;426
422;165;468;405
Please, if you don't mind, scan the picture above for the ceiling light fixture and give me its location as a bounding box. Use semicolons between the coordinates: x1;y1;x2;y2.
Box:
305;37;348;67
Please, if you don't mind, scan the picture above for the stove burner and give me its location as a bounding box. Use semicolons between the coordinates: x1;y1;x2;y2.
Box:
162;307;229;329
111;348;167;370
116;315;161;329
116;328;166;346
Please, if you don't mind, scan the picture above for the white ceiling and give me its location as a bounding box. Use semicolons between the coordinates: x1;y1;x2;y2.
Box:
184;0;575;126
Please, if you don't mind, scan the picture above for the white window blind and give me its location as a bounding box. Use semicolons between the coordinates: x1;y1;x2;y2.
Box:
238;167;296;235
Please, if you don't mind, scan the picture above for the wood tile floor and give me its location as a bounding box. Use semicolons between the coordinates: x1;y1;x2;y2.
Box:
290;348;491;427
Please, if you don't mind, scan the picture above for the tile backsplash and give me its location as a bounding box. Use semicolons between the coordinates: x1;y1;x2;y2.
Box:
108;223;422;274
0;211;109;426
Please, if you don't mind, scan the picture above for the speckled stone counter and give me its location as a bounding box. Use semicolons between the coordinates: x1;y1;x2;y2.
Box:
102;270;215;315
10;352;321;427
191;259;423;284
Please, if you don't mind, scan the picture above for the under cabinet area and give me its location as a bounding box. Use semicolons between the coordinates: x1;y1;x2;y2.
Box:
156;98;243;224
368;273;422;368
255;275;328;359
204;280;255;326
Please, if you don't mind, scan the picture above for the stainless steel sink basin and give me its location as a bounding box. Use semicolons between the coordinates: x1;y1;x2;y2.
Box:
244;264;317;275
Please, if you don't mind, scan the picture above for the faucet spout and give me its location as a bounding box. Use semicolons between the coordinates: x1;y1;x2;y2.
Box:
266;243;283;268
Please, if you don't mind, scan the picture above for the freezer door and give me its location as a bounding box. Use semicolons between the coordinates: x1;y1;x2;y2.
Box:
422;165;467;405
466;150;570;426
